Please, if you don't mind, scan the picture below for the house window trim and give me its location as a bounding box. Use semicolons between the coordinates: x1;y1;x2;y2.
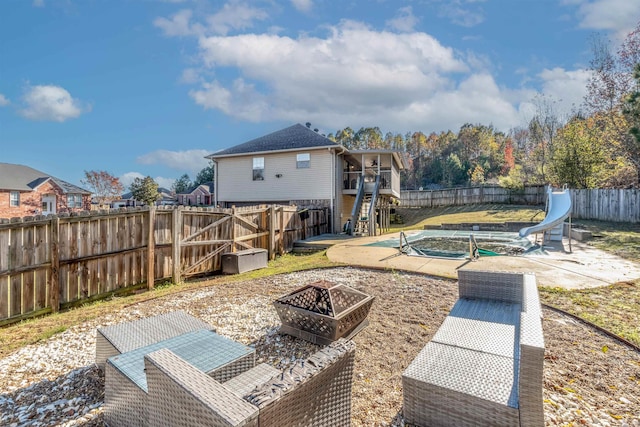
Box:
296;153;311;169
67;194;83;209
253;157;265;181
10;191;20;207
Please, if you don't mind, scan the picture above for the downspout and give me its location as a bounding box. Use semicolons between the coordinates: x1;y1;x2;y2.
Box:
212;159;218;207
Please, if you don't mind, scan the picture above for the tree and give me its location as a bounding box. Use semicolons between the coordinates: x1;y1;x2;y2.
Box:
502;137;516;174
334;127;355;148
129;176;160;206
550;116;605;188
585;23;640;185
172;174;192;194
623;63;640;176
525;94;563;184
194;161;215;185
81;170;124;207
469;164;486;185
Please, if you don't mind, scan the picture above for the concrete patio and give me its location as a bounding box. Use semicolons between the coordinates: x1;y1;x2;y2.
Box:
314;232;640;289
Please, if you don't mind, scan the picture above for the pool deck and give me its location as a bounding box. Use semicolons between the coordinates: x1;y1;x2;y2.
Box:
318;232;640;289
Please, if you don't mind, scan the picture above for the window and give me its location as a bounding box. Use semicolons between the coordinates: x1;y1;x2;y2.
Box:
10;191;20;207
253;157;264;181
296;153;310;169
196;195;201;205
67;194;83;208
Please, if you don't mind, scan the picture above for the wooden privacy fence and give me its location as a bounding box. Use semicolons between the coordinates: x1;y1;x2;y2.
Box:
0;205;329;325
400;186;640;223
400;185;547;208
569;188;640;222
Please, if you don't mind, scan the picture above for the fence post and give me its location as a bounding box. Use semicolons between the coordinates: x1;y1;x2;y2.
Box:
49;216;60;313
172;207;181;285
278;207;284;255
147;206;156;290
231;206;236;252
269;205;276;260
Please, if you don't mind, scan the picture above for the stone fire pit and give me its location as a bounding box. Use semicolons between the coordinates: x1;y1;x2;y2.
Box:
274;280;374;345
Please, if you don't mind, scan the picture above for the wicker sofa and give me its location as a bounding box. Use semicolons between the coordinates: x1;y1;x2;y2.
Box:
402;270;545;427
143;338;356;427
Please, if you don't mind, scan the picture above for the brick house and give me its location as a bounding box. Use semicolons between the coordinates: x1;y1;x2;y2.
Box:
0;163;92;219
176;182;214;206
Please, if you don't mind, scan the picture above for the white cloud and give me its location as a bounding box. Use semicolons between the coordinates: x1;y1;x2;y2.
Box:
155;2;268;37
162;11;588;133
0;94;9;106
190;78;270;122
20;84;87;122
569;0;640;39
437;1;485;27
386;6;419;33
120;172;145;189
136;149;211;174
155;177;177;190
33;0;44;7
205;1;268;35
154;9;203;37
291;0;313;13
538;67;592;114
189;21;527;131
179;68;202;84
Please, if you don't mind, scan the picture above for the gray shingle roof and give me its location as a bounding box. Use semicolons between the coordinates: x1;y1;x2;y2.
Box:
179;181;214;195
209;124;340;158
0;163;91;194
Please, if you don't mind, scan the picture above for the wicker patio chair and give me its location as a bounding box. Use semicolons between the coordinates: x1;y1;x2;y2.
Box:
103;329;256;427
402;270;544;427
144;338;356;427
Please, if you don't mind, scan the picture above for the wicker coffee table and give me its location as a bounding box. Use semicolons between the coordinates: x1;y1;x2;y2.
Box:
95;310;213;369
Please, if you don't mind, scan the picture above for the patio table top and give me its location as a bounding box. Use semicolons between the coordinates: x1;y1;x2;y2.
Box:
98;310;213;355
107;329;254;392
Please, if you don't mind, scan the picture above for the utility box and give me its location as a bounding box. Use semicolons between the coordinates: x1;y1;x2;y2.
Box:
222;248;268;274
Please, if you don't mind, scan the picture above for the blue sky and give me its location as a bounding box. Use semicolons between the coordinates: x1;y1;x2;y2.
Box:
1;0;638;191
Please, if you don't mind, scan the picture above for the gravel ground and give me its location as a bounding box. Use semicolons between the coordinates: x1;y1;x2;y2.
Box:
1;267;639;426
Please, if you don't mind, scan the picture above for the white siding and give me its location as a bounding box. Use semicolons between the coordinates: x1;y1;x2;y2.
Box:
217;149;334;203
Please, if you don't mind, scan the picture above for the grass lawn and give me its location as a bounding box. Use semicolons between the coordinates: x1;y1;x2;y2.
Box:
1;205;639;355
538;218;640;347
388;204;545;233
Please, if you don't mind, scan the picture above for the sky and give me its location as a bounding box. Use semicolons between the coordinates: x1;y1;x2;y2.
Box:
1;0;639;191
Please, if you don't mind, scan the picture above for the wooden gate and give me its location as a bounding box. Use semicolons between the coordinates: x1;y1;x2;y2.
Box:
175;207;272;281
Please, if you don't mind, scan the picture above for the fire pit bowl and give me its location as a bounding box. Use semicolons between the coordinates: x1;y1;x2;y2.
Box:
274;280;374;345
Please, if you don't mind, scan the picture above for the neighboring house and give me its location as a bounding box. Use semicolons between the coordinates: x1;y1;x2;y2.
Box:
111;187;176;208
207;124;407;234
0;162;91;218
157;187;177;206
176;182;214;206
110;192;138;208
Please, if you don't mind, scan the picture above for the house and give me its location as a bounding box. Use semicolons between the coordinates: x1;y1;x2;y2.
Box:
111;187;176;208
207;124;406;234
0;162;91;218
157;187;177;206
176;182;214;206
